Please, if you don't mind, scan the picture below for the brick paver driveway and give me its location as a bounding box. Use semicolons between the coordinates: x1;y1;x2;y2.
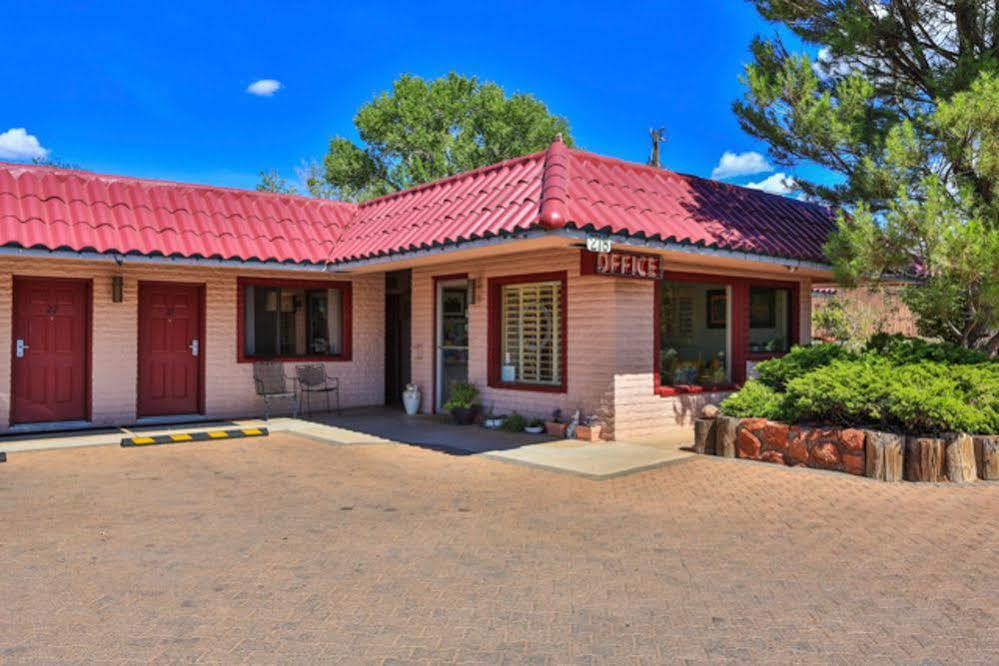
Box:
1;433;996;664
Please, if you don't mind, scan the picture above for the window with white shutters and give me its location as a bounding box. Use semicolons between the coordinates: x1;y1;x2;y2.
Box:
500;280;562;385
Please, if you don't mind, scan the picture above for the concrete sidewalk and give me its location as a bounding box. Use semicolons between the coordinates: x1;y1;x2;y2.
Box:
0;412;694;478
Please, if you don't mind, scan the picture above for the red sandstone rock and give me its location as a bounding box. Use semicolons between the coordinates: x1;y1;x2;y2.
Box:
810;442;841;468
842;453;864;476
740;418;769;432
760;450;785;465
763;422;790;451
737;429;762;459
787;437;809;465
840;429;865;452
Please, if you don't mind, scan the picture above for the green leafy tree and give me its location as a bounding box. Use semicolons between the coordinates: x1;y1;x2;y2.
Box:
255;169;297;195
317;72;572;201
31;156;82;170
735;1;998;353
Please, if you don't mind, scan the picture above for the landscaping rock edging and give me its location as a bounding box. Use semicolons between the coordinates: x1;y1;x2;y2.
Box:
698;412;996;483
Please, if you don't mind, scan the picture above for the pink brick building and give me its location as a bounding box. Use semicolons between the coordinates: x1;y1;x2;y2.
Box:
0;138;836;439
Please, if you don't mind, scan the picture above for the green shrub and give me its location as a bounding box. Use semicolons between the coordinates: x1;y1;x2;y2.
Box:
442;382;479;410
722;338;998;434
781;358;890;426
755;343;856;390
865;333;991;365
500;412;527;432
719;380;788;420
781;359;999;434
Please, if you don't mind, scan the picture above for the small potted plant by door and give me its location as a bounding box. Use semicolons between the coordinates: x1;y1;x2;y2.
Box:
575;417;603;442
443;382;480;426
545;409;567;437
499;412;527;433
525;418;545;434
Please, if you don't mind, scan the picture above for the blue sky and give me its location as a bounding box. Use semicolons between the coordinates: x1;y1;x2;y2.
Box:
1;1;824;195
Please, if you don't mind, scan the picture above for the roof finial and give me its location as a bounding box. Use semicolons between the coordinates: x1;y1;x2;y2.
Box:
539;134;571;229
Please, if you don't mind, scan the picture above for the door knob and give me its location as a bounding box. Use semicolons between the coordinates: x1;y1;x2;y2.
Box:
15;339;29;358
189;339;200;357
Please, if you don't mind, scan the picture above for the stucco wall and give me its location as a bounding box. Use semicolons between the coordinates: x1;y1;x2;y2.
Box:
410;250;618;424
0;257;383;432
409;248;813;441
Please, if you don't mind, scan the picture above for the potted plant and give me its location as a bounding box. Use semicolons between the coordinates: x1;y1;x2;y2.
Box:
482;405;507;429
545;409;567;437
499;412;527;433
443;382;479;425
525;418;545;434
575;417;603;442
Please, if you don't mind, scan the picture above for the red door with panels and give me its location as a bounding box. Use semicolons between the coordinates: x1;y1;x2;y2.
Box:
137;282;204;417
11;277;91;424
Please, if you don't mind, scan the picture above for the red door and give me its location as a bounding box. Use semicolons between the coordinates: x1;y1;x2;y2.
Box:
138;282;203;417
11;278;90;424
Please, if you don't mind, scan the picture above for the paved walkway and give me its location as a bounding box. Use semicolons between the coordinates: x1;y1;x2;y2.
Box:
1;432;996;663
1;410;692;478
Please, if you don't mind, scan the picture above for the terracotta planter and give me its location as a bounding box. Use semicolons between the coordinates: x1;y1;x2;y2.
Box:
545;421;568;437
575;424;602;442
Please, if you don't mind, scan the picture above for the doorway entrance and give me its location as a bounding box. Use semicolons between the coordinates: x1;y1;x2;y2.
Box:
435;276;469;412
10;277;91;424
384;270;411;405
137;282;204;417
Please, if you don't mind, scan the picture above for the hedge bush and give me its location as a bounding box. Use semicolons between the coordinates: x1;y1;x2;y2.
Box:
754;343;856;390
716;380;788;420
720;339;998;435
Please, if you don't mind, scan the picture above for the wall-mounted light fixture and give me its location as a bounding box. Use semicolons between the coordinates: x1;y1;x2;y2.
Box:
111;275;124;303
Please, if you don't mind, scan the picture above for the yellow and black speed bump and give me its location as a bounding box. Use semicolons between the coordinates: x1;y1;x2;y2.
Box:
121;427;268;448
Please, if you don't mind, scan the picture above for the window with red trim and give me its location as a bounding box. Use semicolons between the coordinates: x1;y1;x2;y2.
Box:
653;273;800;396
237;278;352;362
657;279;732;391
488;272;568;393
748;286;792;355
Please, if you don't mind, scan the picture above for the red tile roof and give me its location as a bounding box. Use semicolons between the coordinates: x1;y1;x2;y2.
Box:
329;137;836;264
329;151;546;263
0;138;837;266
0;162;356;265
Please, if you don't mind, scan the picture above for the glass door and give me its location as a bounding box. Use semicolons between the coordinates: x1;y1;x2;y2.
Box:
436;280;469;410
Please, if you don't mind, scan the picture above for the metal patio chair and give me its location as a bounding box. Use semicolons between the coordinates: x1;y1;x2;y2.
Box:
295;364;341;416
253;362;300;420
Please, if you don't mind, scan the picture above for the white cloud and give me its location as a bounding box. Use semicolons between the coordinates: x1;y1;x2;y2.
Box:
0;128;50;161
745;172;797;196
246;79;282;96
710;151;772;179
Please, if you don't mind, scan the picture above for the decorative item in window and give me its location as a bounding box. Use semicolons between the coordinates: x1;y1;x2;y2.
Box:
750;288;776;328
706;289;726;329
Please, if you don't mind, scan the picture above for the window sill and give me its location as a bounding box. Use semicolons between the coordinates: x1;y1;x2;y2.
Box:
655;383;739;397
487;381;567;394
238;354;350;364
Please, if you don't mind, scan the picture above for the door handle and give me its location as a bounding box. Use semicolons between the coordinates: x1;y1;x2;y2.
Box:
189;339;200;357
15;339;29;358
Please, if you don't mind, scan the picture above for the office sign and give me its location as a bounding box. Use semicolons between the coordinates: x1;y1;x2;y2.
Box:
580;250;664;280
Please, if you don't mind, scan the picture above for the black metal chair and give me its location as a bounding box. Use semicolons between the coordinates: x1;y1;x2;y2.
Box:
252;362;300;420
295;364;341;416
